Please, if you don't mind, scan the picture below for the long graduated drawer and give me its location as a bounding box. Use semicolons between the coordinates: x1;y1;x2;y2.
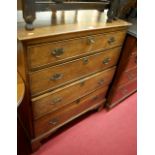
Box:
32;67;116;119
29;47;121;96
28;31;126;70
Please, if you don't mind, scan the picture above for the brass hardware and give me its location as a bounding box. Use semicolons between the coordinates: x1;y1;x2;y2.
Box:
50;73;63;81
103;57;111;65
83;57;89;64
49;118;58;125
51;97;62;104
98;79;104;86
93;96;98;100
87;37;95;45
51;48;64;57
80;81;85;86
108;37;115;44
76;99;81;104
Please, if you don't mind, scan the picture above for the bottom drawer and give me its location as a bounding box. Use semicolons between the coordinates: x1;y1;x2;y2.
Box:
111;79;137;105
34;86;108;137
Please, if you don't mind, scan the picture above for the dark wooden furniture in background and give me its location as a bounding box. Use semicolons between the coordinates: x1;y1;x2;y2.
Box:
17;0;137;30
106;18;137;108
20;0;110;30
18;10;131;152
18;0;136;30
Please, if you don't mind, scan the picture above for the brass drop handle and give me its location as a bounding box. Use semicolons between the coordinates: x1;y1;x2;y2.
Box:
80;81;85;86
51;97;62;105
83;57;89;64
108;37;115;44
103;58;111;65
93;96;98;100
49;118;58;125
87;37;95;45
51;48;64;57
98;79;104;86
50;73;63;81
76;99;81;104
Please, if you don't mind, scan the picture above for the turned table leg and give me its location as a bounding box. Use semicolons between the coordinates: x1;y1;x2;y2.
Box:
22;0;36;30
107;0;120;22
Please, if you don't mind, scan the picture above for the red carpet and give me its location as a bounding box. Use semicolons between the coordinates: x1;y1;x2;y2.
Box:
33;93;137;155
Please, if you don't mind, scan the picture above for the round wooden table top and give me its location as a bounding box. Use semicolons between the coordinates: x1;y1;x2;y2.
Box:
17;72;25;107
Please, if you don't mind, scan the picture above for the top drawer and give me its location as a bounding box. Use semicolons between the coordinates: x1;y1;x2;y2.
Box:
27;31;126;70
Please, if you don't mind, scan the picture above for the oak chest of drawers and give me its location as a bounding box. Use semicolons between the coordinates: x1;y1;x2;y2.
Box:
17;10;131;152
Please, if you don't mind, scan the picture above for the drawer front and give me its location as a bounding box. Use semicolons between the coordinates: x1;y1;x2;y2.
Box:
28;31;126;70
118;67;137;86
32;67;115;119
111;79;137;104
126;52;137;71
30;47;121;96
34;86;108;137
